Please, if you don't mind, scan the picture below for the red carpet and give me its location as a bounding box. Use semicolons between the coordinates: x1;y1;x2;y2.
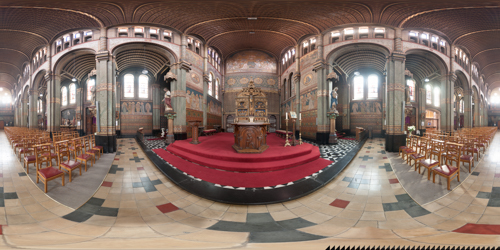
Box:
453;223;500;235
152;133;333;187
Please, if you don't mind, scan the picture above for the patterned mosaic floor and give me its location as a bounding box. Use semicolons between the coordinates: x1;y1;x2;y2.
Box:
1;131;500;249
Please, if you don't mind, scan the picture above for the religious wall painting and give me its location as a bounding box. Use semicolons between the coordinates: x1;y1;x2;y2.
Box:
239;78;249;84
185;50;203;69
254;78;263;85
191;73;201;85
61;108;76;126
303;73;313;86
226;75;279;90
350;101;382;114
300;89;318;111
186;87;203;111
226;50;277;74
207;96;222;116
120;101;152;115
227;78;236;86
300;50;318;69
267;78;276;85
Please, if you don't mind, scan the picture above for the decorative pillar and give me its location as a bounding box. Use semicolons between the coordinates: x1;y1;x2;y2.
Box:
28;89;38;129
94;27;116;153
385;28;406;152
76;86;83;135
441;73;455;131
203;45;209;128
46;72;61;132
21;96;28;127
418;87;426;133
165;112;176;144
152;83;161;132
172;34;190;140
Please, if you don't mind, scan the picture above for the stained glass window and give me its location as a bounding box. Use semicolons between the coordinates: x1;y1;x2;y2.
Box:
406;79;415;102
124;74;134;98
208;73;213;96
434;87;440;107
61;86;67;106
139;75;148;98
353;75;364;100
215;78;219;100
69;83;76;104
87;79;95;101
367;74;378;99
426;85;432;104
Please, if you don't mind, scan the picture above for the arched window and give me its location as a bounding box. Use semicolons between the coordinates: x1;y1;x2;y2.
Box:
138;75;148;98
406;79;415;102
61;86;68;106
434;87;440;107
208;73;213;96
124;74;134;98
353;75;364;100
215;78;219;100
87;78;95;101
367;74;378;99
69;83;76;104
426;85;432;104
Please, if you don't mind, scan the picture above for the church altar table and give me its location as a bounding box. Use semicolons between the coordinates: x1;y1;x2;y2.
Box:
232;122;269;153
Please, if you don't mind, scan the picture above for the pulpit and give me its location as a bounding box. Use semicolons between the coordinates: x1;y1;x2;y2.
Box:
232;122;269;153
188;120;202;144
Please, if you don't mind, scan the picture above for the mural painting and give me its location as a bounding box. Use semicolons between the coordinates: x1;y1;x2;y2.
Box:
226;50;276;74
300;50;318;69
121;101;153;135
225;75;279;90
300;88;318;111
61;108;76;126
207;96;222;116
350;100;383;134
186;87;203;111
185;50;203;69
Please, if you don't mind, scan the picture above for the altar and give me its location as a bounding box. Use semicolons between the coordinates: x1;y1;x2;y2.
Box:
232;80;269;154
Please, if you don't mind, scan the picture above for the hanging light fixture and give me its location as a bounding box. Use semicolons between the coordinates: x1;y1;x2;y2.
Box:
142;45;148;75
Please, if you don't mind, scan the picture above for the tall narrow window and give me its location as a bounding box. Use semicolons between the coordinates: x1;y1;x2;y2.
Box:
215;78;219;100
87;78;95;101
208;73;213;96
124;74;134;98
138;75;148;98
61;86;68;106
434;87;440;107
69;84;76;104
353;75;364;100
426;85;432;104
406;79;415;102
367;74;378;99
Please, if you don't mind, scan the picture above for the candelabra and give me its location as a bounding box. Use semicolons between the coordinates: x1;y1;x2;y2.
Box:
298;118;303;145
284;116;291;147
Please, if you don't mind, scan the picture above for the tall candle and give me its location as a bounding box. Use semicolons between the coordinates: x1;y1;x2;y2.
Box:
299;113;301;120
286;112;288;119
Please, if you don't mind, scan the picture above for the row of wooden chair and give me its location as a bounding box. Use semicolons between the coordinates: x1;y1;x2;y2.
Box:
400;127;497;190
6;127;104;193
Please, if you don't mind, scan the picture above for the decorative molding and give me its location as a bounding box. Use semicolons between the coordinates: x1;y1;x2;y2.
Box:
174;125;186;133
172;90;186;98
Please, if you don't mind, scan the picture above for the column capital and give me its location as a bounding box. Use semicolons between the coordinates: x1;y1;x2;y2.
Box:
390;52;406;61
203;73;210;83
179;60;192;72
152;83;160;89
96;51;110;61
293;73;301;83
312;60;326;72
44;71;53;82
448;73;457;82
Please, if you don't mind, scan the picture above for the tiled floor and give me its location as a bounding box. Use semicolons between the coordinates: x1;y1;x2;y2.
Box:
1;131;500;249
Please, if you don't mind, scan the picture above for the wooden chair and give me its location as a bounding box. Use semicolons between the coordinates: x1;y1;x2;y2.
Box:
417;141;440;180
84;136;99;164
461;139;475;173
409;137;426;170
90;135;104;156
23;143;37;174
429;139;446;165
57;141;82;183
35;146;65;193
76;137;93;171
433;143;461;190
401;136;417;164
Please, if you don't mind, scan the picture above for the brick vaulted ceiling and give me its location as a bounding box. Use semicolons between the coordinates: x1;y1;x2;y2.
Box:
2;0;500;91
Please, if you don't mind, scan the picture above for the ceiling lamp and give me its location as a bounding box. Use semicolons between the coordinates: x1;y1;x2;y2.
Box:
142;69;148;74
72;77;77;82
425;78;430;82
142;45;148;75
354;71;360;76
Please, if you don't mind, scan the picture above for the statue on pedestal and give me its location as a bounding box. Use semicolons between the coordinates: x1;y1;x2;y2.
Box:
163;88;173;112
330;87;339;111
405;84;411;104
90;86;96;106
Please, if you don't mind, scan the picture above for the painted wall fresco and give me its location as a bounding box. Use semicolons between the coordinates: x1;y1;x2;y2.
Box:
207;95;222;116
186;87;203;111
225;74;278;91
350;100;383;134
300;88;318;111
300;50;318;70
185;50;203;70
280;98;295;130
226;50;276;74
61;108;76;126
207;113;221;130
120;101;153;135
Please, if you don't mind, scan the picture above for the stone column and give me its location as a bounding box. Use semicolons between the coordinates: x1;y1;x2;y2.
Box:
94;27;116;153
418;87;426;132
152;83;160;132
440;73;455;131
21;96;28;127
46;72;61;132
313;34;328;144
76;86;83;135
385;28;406;152
203;45;208;127
172;34;190;140
28;89;38;129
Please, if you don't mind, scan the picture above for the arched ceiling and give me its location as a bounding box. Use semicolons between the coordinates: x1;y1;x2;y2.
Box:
1;0;500;95
332;46;387;76
115;47;169;76
405;53;441;84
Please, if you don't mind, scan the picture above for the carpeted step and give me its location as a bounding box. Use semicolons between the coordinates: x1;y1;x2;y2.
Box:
167;145;322;172
153;148;333;188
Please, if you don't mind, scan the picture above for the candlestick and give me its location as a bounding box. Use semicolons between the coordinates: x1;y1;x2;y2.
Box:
286;112;288;120
299;113;301;120
299;118;303;145
284;116;291;147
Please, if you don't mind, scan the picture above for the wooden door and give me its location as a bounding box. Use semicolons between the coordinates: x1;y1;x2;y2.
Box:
0;121;4;130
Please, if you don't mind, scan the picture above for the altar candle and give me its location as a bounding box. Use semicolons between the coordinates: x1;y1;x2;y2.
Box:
286;112;288;119
299;113;301;120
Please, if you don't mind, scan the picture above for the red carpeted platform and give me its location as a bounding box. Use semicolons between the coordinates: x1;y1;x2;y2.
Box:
152;133;333;187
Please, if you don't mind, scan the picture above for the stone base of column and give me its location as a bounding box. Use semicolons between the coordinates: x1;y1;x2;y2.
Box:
95;135;117;153
153;129;162;136
329;134;338;145
174;133;187;140
385;134;406;152
316;132;329;145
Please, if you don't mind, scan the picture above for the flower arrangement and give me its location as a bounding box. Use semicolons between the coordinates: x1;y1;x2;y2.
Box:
407;125;416;134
